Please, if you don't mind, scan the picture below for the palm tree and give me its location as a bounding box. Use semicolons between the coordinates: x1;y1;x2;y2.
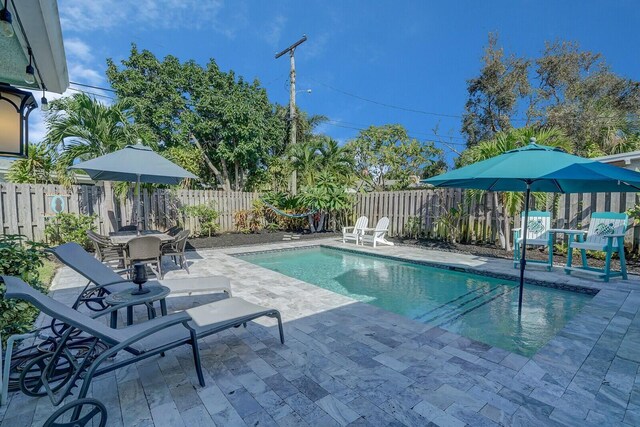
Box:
458;126;573;250
6;143;55;184
45;93;151;172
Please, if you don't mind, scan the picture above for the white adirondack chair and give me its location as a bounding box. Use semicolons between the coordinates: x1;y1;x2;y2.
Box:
512;211;553;271
343;216;368;245
361;217;394;248
564;212;628;282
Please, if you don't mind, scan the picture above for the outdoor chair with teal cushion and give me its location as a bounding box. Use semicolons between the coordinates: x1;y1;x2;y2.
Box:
513;211;553;271
564;212;629;282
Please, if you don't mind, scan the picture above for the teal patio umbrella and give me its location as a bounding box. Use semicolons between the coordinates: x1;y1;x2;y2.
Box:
424;139;640;314
70;144;197;233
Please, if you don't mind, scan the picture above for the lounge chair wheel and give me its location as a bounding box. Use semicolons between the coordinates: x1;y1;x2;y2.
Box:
44;398;107;427
19;352;75;397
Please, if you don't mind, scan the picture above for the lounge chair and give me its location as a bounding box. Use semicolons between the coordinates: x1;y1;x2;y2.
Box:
1;275;283;426
361;217;394;248
343;216;368;245
47;242;233;313
563;212;629;281
512;211;553;271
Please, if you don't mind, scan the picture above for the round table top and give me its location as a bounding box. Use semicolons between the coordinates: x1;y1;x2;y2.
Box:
104;284;170;306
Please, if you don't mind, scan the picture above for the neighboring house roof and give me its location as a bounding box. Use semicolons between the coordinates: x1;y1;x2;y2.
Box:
0;0;68;93
593;151;640;168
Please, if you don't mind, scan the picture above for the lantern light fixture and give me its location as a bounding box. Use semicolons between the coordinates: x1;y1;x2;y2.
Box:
0;84;37;157
0;0;12;38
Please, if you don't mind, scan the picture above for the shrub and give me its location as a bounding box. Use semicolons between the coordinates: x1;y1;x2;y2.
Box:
45;213;96;250
403;216;423;239
234;200;266;233
182;203;220;237
0;235;48;341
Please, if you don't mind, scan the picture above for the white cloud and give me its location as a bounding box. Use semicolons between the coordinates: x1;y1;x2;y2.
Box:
64;38;94;63
262;15;287;48
59;0;235;35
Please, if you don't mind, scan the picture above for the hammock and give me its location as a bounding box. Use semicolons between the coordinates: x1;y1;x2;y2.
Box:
261;199;317;219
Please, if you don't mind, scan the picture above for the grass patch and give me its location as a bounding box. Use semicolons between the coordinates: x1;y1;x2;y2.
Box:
38;258;58;290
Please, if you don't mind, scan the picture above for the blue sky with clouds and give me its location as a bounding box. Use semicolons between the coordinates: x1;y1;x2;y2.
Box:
32;0;640;164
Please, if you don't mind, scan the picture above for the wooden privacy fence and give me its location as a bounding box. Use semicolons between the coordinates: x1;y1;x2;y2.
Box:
2;183;639;247
0;183;259;242
354;189;640;247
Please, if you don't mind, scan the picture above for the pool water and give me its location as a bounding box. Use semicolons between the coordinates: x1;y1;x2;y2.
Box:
237;246;593;356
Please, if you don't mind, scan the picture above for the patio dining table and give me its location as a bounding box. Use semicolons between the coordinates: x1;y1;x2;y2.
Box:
109;230;174;245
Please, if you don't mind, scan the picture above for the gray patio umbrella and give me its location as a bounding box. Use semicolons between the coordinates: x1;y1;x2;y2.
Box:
70;144;197;233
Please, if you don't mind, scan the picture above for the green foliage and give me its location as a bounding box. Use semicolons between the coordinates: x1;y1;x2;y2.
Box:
182;203;220;237
261;192;309;231
463;35;640;155
433;204;466;243
0;235;48;340
44;213;96;250
346;124;445;190
233;200;266;234
45;93;153;183
6;143;56;184
107;45;286;191
462;33;531;146
403;216;424;239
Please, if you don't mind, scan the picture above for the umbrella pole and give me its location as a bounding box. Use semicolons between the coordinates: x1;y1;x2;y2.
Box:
518;182;532;315
136;174;141;236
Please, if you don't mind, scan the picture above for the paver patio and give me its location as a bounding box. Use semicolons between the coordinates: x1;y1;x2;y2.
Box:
2;238;640;426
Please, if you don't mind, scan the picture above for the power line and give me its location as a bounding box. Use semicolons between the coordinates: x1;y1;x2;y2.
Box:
67;87;116;100
324;118;467;142
70;81;117;93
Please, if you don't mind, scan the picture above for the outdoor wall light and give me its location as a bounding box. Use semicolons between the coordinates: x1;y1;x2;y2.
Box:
24;48;35;84
40;87;48;111
0;84;37;157
0;0;13;38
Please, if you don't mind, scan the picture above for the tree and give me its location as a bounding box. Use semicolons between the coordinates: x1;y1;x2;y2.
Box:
45;93;151;176
458;126;572;250
462;33;531;147
530;41;640;156
347;124;444;190
298;171;353;233
6;143;55;184
107;45;285;191
463;36;640;156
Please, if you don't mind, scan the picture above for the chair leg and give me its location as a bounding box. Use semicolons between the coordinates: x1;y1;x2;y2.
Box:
604;245;613;282
190;331;206;387
513;240;520;268
565;242;573;275
547;237;554;272
273;311;285;344
618;239;628;280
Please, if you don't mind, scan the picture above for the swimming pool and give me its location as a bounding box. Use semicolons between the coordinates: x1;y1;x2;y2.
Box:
237;246;593;356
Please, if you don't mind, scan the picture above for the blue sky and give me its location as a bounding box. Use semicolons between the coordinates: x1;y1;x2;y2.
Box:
33;0;640;164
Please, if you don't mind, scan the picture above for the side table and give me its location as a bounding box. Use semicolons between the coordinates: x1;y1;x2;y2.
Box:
104;284;170;328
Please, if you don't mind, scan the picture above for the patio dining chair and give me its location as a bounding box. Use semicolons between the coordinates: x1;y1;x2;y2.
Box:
343;216;368;245
361;217;394;248
512;211;553;271
564;212;629;282
2;275;283;426
87;230;126;267
47;242;233;313
165;225;183;236
118;224;138;232
162;229;190;273
126;235;163;279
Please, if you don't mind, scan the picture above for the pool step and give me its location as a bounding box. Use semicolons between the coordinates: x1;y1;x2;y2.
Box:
415;285;515;326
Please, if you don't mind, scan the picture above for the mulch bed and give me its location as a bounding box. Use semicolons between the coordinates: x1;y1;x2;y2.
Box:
388;237;639;274
184;231;640;274
186;231;341;250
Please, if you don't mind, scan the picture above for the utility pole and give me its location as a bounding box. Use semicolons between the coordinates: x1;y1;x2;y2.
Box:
276;34;307;194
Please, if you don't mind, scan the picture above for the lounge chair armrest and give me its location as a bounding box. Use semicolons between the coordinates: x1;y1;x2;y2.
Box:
512;228;522;232
343;226;355;232
547;228;587;234
603;233;627;238
362;227;376;231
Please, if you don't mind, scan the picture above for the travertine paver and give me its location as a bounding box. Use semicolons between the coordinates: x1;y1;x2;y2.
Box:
2;238;640;426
